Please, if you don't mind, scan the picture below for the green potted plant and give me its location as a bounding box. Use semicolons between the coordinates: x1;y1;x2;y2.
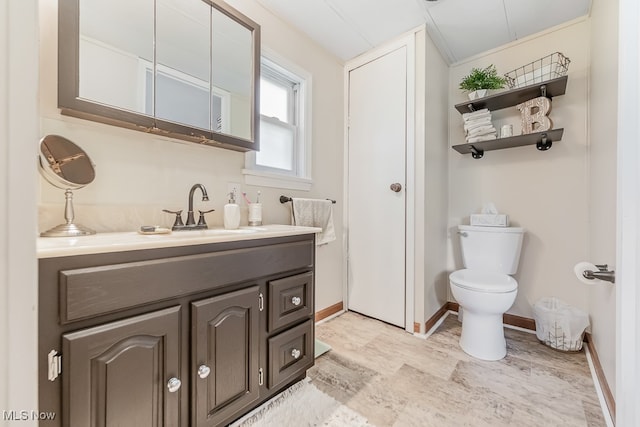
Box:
459;64;506;100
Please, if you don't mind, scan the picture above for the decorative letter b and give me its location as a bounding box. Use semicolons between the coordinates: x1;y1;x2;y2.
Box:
516;96;552;134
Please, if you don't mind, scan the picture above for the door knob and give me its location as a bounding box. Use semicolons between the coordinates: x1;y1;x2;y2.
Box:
197;364;211;379
390;183;402;192
167;377;181;393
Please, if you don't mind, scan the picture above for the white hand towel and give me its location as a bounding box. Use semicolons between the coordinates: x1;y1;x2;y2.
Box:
291;198;336;245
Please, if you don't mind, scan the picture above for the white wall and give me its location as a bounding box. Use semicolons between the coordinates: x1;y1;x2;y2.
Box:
419;29;450;327
1;0;40;424
38;0;345;312
588;0;618;400
448;20;591;318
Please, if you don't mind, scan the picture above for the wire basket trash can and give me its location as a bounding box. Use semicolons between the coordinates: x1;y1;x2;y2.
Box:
533;297;589;352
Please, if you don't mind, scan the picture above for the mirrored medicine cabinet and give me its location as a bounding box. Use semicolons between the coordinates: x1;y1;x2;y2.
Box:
58;0;260;151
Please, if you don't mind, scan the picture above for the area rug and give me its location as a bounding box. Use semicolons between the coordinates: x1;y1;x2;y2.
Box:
230;378;371;427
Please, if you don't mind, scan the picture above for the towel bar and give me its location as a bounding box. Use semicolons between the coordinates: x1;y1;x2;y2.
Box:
280;196;336;204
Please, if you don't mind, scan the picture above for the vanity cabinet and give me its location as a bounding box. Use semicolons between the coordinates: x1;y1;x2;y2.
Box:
38;234;315;426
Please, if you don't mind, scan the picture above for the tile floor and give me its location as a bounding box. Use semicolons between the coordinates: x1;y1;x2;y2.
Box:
308;311;606;427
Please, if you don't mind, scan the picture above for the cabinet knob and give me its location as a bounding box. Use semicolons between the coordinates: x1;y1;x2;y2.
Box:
390;183;402;193
197;364;211;379
291;296;302;306
291;348;301;359
167;377;181;393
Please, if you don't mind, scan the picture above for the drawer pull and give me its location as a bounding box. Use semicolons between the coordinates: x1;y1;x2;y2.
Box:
197;365;211;379
291;296;302;306
167;377;181;393
291;348;301;359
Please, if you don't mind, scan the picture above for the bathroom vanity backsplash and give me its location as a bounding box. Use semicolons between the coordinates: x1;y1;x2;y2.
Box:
38;203;230;234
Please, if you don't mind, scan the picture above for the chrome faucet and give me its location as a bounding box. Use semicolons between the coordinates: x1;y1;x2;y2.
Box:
163;183;214;231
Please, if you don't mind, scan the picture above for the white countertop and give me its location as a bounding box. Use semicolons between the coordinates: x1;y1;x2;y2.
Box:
37;224;321;258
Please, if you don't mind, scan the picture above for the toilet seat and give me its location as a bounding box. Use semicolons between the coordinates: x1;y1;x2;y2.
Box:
450;269;517;293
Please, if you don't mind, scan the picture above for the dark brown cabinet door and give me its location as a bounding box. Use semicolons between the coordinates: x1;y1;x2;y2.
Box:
62;306;182;427
192;286;260;426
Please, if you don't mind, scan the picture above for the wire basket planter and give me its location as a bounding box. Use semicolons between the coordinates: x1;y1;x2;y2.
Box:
504;52;571;89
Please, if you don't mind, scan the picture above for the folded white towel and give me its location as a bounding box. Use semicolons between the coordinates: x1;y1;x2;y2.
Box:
462;108;490;120
467;134;497;143
467;126;496;137
291;198;336;245
464;119;493;132
463;111;491;119
463;115;492;125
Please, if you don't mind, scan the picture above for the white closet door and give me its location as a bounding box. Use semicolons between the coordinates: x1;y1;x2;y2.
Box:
347;46;407;327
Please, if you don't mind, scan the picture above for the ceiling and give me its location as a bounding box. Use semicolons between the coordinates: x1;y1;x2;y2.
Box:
256;0;592;63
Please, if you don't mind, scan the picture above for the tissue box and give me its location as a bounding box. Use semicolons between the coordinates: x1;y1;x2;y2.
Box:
470;214;509;227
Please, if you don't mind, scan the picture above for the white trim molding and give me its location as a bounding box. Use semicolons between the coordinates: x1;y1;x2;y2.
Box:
1;0;40;423
616;0;640;424
242;168;312;191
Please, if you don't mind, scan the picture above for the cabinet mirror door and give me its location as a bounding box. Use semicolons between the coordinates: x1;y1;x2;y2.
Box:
77;0;154;117
211;6;254;140
60;0;260;152
155;0;212;131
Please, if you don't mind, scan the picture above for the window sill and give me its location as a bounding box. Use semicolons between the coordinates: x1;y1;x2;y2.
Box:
242;169;312;191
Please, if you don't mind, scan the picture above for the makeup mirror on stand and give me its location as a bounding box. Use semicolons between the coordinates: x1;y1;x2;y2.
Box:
38;135;96;237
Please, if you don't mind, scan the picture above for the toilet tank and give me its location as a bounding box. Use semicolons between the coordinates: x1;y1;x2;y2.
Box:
458;225;525;274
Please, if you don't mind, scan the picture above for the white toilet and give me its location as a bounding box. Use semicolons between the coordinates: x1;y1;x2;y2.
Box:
449;225;525;361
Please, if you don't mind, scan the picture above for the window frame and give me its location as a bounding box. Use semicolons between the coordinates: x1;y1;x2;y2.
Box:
243;49;312;191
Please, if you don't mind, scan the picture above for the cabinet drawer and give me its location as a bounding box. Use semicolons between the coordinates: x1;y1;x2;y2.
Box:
268;272;314;331
59;240;314;323
267;319;314;389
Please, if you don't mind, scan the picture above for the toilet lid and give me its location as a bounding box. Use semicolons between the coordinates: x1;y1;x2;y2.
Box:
450;269;517;293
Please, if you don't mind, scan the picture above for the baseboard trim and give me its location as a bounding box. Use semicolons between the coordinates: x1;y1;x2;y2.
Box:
584;333;616;424
315;301;343;322
424;303;450;333
445;301;615;424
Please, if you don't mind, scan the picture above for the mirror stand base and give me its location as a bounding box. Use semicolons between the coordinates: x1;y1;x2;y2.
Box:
41;222;96;237
40;188;96;237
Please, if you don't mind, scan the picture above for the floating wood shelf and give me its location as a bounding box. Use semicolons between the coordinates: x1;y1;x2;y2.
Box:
454;76;568;114
452;129;564;159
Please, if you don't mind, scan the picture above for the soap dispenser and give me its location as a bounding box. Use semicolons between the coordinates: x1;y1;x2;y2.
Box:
224;191;240;230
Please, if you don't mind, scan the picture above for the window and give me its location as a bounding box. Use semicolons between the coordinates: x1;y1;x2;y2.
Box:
243;52;312;191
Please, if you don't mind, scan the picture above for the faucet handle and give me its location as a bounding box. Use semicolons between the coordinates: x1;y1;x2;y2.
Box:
197;209;215;228
162;209;184;229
